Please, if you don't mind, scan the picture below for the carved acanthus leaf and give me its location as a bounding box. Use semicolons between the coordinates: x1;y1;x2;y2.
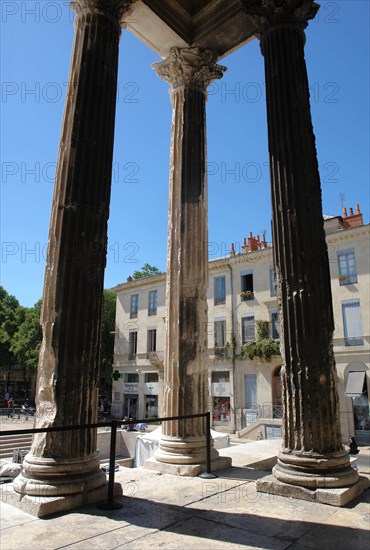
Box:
153;47;226;91
241;0;319;34
71;0;136;23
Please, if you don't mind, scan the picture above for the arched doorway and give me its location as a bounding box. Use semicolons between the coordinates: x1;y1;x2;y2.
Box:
272;366;282;418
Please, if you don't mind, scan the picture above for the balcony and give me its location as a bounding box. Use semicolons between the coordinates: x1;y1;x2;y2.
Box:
214;347;228;359
147;351;164;367
240;291;254;301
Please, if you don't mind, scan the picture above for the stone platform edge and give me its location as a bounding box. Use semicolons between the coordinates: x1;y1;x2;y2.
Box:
143;455;232;476
256;474;370;506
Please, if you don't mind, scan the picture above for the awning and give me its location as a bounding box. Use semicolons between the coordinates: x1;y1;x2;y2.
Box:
345;371;366;397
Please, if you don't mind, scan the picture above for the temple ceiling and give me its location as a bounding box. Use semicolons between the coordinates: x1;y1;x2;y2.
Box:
126;0;256;59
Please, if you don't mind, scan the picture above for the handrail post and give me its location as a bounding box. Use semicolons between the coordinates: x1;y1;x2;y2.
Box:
206;411;211;473
199;412;218;479
108;420;117;504
98;419;123;510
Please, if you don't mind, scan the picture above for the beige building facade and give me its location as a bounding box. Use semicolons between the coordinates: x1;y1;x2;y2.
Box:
112;205;369;444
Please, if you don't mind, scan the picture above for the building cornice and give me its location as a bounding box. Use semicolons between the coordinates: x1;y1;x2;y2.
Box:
112;273;166;293
326;224;370;244
113;222;369;291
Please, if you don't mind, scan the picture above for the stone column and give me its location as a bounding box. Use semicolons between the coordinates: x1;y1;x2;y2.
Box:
242;0;358;490
151;48;226;468
14;0;135;513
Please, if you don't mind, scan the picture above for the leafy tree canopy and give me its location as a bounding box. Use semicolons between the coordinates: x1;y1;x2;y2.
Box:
0;286;26;367
132;264;163;280
100;289;116;367
11;300;42;373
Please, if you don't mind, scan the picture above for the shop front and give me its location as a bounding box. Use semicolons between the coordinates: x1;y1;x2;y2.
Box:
211;371;231;427
123;379;139;419
144;378;159;418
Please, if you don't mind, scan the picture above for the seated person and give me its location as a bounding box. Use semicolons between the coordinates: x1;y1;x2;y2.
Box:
348;436;359;455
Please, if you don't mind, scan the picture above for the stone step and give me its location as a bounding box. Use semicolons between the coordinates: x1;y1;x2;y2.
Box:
0;433;33;460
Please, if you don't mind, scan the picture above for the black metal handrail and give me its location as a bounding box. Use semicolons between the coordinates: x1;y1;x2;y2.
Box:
0;411;215;509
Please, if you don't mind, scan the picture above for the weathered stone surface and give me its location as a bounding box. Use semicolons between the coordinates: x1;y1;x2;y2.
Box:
143;455;232;476
14;0;123;502
152;48;226;464
5;478;123;517
241;0;319;35
242;0;358;488
256;474;369;507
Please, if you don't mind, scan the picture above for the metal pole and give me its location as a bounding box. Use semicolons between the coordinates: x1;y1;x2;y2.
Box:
206;411;211;473
98;420;123;510
199;412;218;479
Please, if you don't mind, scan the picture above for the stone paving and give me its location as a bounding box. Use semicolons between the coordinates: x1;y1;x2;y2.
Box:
1;437;369;550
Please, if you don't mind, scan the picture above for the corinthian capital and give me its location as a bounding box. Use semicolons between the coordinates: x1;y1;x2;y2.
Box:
71;0;136;23
153;47;226;91
241;0;319;34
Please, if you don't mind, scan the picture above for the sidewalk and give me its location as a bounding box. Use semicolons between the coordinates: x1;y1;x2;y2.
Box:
1;440;369;550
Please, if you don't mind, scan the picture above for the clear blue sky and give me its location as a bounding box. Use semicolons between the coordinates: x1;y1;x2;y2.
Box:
1;0;369;307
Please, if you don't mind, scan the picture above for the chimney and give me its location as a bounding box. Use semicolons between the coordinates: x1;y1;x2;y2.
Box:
248;232;258;252
261;233;267;249
342;204;363;229
242;237;248;254
230;243;235;256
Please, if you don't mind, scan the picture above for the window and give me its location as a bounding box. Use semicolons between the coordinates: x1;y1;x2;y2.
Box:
271;309;280;339
342;300;364;346
242;315;255;344
337;249;357;284
148;290;157;316
270;266;276;297
130;294;139;319
147;329;157;353
214;320;226;348
128;330;137;359
125;373;139;383
214;276;226;305
245;374;257;408
345;371;366;397
145;373;158;383
212;371;230;383
241;272;254;293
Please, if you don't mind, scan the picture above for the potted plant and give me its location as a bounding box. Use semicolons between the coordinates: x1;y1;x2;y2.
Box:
338;274;347;281
240;290;254;301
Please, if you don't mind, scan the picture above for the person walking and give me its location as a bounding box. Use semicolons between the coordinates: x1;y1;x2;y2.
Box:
7;396;14;419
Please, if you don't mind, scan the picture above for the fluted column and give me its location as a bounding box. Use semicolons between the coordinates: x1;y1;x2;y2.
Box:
14;0;135;504
242;0;357;488
152;48;226;464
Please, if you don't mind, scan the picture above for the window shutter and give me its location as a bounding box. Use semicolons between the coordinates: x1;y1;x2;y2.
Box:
342;300;363;345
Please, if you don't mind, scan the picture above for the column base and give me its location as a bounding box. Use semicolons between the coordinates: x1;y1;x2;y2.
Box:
3;477;123;518
13;452;106;497
256;474;369;507
143;455;232;477
273;449;359;488
8;451;123;517
155;435;219;465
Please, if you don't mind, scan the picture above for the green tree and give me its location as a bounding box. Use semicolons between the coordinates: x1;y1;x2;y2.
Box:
100;289;116;369
240;319;280;362
132;264;162;280
11;300;42;396
0;286;25;373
